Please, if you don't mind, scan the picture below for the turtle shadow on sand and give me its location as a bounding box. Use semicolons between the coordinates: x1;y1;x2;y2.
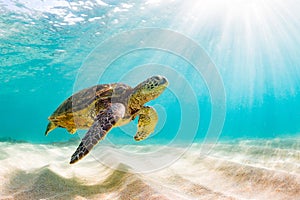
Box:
4;164;168;200
4;165;131;200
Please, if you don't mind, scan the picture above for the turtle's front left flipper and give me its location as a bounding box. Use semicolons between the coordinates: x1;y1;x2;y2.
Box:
134;106;158;141
70;103;125;164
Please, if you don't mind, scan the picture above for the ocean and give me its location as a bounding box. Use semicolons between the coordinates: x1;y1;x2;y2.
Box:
0;0;300;199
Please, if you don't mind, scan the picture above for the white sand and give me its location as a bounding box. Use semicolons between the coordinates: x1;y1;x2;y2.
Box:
0;139;299;200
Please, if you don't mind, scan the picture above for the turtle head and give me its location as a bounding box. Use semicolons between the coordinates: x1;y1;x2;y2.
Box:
131;75;169;106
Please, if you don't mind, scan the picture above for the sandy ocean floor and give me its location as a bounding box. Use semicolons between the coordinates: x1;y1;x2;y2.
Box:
0;138;299;200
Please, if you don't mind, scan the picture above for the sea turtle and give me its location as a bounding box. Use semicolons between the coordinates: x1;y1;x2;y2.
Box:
45;75;168;164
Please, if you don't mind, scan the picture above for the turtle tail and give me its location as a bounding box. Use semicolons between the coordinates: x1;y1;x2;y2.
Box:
45;121;57;136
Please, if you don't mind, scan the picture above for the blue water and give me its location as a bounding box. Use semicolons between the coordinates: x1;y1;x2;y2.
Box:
1;0;300;144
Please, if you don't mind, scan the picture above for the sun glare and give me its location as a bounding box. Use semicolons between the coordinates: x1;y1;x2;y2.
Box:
172;0;300;105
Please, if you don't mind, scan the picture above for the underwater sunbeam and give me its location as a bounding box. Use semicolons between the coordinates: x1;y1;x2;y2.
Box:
173;0;300;106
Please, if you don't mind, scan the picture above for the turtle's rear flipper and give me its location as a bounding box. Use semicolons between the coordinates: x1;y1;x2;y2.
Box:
45;121;57;136
70;103;125;164
134;106;158;141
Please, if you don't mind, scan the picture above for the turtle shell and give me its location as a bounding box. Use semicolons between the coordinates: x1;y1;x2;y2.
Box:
48;83;132;128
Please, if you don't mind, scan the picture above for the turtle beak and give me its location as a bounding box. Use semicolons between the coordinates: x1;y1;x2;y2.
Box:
153;75;168;87
160;76;168;86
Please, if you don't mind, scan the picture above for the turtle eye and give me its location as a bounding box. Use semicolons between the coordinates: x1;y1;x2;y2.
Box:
152;76;161;81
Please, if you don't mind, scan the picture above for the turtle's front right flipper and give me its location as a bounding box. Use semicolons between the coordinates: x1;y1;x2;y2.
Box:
134;106;158;141
70;103;125;164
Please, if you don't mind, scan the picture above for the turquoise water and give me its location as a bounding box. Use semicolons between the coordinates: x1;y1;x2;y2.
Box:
1;0;300;144
1;2;300;199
